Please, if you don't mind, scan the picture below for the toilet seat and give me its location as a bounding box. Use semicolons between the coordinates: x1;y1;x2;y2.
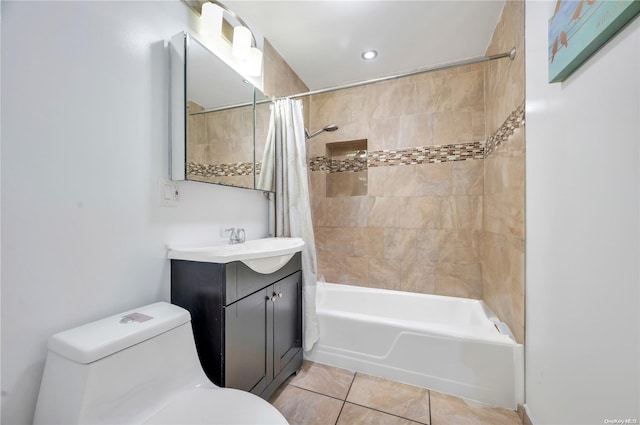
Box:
143;387;288;425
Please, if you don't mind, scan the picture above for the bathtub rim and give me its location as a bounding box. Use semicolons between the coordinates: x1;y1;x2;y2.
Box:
309;281;525;409
316;281;521;346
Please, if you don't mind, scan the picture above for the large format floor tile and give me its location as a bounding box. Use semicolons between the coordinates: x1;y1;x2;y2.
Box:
346;374;430;424
269;361;522;425
269;385;344;425
287;360;355;400
430;391;521;425
336;403;423;425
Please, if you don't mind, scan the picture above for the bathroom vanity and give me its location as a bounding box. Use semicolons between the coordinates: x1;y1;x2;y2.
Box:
170;245;303;401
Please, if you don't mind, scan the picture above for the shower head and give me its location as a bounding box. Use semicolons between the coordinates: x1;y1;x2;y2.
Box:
305;124;339;139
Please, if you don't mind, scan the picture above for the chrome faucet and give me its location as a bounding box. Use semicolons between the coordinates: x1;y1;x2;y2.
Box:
225;228;246;244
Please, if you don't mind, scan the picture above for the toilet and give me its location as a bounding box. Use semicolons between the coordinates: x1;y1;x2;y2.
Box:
33;302;289;424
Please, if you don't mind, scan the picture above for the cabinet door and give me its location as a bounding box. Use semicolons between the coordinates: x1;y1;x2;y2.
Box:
225;288;268;394
272;271;302;375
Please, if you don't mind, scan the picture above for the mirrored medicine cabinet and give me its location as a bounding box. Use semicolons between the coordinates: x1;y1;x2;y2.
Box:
169;31;273;192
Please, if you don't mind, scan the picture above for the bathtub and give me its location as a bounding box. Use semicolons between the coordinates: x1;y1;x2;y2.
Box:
305;282;524;409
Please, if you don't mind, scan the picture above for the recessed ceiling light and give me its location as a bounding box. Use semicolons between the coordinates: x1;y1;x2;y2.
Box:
361;50;377;60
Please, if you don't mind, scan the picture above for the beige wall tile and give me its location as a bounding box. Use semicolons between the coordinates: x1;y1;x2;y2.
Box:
416;74;452;113
370;117;401;151
397;197;422;229
431;111;457;146
354;228;384;258
416;229;446;265
368;197;401;228
453;160;484;195
314;227;354;257
368;258;401;290
482;0;525;344
338;196;374;228
305;30;532;300
383;229;417;261
340;256;369;286
440;196;483;231
263;39;308;98
435;262;482;299
400;260;436;294
381;166;416;197
451;68;485;112
398;114;431;148
482;232;525;343
440;230;482;264
317;252;341;283
416;162;452;196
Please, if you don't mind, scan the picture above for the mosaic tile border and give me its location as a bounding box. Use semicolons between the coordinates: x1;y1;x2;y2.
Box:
187;161;262;178
309;141;484;172
308;103;524;172
368;141;485;167
484;103;525;158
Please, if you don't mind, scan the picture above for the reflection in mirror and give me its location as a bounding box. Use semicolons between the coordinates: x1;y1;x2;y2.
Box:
169;32;273;191
255;93;273;192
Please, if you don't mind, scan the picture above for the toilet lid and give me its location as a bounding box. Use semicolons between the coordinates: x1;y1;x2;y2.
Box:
143;388;288;425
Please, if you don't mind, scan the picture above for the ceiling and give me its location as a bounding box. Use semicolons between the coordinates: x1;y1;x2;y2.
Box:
221;0;507;91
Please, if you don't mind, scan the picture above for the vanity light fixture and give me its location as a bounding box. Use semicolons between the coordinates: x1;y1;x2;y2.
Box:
232;26;252;60
361;49;378;60
200;2;223;39
247;47;263;77
199;1;263;77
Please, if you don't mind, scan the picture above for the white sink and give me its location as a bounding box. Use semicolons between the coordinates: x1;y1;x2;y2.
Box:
167;237;305;274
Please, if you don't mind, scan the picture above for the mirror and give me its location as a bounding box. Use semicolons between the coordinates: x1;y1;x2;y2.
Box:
169;32;274;191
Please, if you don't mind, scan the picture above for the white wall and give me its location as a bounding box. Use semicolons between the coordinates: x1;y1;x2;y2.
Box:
1;2;269;423
526;2;639;424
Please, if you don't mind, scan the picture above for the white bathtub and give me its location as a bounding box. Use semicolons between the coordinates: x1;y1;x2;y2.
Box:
305;282;524;409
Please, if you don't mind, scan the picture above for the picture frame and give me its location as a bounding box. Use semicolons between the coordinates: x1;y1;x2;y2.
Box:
548;0;640;83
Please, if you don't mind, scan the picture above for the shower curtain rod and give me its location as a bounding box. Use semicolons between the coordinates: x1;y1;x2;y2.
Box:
284;47;516;100
190;47;516;114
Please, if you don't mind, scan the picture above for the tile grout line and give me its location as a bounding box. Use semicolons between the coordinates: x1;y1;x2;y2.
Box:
287;383;346;402
338;372;428;425
428;389;432;425
341;400;429;425
333;372;357;425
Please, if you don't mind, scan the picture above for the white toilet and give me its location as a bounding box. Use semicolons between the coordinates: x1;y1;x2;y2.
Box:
33;302;289;424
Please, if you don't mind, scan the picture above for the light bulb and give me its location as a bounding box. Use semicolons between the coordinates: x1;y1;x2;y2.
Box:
361;50;378;60
247;47;263;77
232;26;252;60
200;2;223;40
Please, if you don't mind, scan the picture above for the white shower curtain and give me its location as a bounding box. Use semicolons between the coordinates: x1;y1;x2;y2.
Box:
271;98;319;351
256;105;275;192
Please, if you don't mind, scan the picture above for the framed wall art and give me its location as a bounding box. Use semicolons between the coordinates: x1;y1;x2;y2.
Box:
549;0;640;83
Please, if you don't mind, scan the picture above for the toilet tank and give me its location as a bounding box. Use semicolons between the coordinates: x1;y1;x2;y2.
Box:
34;302;213;425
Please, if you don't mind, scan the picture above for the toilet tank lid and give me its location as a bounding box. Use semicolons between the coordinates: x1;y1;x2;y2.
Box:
48;302;191;364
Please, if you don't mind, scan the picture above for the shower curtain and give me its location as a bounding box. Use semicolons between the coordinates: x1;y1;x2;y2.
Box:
256;105;275;192
270;98;319;351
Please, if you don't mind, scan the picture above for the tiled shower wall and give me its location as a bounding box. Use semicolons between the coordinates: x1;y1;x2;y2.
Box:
483;0;525;344
307;1;525;337
186;101;255;187
308;64;487;298
185;39;309;188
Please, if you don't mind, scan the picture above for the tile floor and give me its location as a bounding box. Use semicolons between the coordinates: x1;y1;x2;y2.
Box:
269;361;522;425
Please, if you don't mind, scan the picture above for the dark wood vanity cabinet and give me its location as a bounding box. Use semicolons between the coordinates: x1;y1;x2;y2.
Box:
170;253;303;400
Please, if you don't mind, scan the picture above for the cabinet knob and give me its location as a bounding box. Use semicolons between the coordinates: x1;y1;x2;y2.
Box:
267;292;283;303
